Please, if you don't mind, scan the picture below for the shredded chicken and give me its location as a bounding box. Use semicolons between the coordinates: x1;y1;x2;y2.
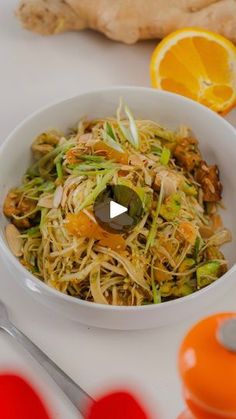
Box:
173;137;202;172
32;131;60;160
153;168;182;197
3;104;230;305
3;191;37;228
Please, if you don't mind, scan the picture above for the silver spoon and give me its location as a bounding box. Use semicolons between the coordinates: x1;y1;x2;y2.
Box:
0;299;93;417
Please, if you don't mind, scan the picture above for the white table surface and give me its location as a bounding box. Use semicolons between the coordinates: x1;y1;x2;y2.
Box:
1;2;236;418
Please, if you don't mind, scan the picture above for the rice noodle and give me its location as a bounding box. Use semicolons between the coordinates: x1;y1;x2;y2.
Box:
4;104;231;305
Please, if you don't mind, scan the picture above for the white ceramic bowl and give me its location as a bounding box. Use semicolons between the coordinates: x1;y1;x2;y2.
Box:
0;87;236;330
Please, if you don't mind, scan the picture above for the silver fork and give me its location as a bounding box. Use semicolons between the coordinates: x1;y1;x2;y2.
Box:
0;300;93;417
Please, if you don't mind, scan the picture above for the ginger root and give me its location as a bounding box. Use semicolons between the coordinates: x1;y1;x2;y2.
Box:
16;0;236;44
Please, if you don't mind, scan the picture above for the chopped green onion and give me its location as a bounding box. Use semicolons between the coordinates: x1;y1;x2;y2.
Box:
54;143;74;164
73;164;106;171
151;262;161;304
160;193;181;221
197;261;220;289
56;160;63;181
28;142;74;177
154;128;176;142
38;180;55;192
194;236;200;261
72;169;113;176
145;180;164;251
105;122;117;141
151;146;162;156
124;105;140;150
54;143;74;179
19;178;43;191
160;147;171;165
26;226;40;237
116;99;140;150
79;155;106;162
40;208;48;229
27;165;40;177
118;121;134;144
77;169;117;211
102;122;124;153
69;159;117;172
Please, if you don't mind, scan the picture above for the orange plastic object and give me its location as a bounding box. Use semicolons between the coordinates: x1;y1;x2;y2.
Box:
178;313;236;419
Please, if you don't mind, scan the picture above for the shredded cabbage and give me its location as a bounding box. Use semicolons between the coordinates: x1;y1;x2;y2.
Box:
3;103;230;306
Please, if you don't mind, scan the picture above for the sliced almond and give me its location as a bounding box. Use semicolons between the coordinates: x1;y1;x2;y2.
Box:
78;133;93;143
38;195;53;209
209;228;232;246
5;224;23;257
58;136;67;146
144;169;152;186
129;154;143;166
199;225;214;239
205;178;216;194
53;185;63;208
77;133;97;147
211;214;223;231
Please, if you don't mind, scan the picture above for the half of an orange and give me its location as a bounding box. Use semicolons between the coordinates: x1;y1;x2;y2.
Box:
150;28;236;114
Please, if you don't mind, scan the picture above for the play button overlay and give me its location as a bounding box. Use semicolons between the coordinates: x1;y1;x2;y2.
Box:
94;185;143;234
110;201;127;219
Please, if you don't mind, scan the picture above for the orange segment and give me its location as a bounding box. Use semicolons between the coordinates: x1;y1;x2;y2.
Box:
66;212;102;239
99;234;126;251
161;78;197;101
150;28;236;114
193;37;232;84
159;50;200;94
94;140;129;164
66;212;126;251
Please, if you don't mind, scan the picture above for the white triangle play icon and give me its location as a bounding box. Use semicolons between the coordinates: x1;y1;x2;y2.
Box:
109;201;128;219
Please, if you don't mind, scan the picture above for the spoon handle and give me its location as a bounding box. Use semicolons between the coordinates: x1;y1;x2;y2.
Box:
3;321;92;417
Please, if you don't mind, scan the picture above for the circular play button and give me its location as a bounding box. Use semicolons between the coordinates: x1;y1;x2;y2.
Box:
94;185;143;234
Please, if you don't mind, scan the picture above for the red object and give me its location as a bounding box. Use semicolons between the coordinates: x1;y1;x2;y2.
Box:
0;374;51;419
86;390;151;419
0;375;152;419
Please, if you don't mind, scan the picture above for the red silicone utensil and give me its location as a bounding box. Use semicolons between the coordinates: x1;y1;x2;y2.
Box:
0;374;51;419
86;390;151;419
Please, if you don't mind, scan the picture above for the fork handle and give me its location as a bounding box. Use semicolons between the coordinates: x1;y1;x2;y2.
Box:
3;322;93;417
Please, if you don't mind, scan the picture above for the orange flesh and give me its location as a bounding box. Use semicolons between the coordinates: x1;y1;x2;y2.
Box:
66;141;129;165
66;212;126;251
151;29;236;114
177;221;197;245
94;141;129;164
158;38;235;110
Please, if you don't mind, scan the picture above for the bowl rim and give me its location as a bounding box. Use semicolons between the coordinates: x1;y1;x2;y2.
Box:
1;85;236;312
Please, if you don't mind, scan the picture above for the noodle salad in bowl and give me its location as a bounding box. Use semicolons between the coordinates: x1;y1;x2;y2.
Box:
3;100;231;307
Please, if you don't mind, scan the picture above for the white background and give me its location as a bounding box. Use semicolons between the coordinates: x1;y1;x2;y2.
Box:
1;2;236;418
